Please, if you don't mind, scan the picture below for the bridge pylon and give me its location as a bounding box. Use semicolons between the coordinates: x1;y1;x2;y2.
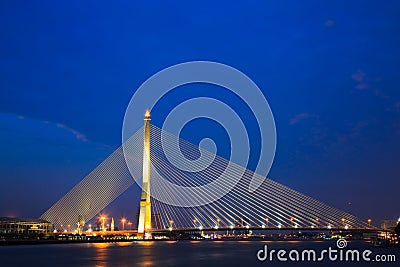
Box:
137;109;152;238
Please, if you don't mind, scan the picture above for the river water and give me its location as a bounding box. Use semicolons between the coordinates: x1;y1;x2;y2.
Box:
0;240;399;267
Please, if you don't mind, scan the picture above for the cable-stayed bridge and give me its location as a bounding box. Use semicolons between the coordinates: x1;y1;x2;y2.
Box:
40;113;372;235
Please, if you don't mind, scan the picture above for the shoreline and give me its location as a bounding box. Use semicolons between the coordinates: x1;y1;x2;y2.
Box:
0;238;371;247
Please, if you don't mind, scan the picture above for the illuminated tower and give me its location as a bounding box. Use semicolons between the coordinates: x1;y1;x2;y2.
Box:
138;109;152;236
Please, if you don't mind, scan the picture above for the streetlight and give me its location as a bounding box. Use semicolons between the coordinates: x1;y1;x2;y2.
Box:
265;218;269;228
169;219;174;229
367;218;372;228
193;219;197;228
100;216;106;232
128;221;132;230
121;218;126;231
341;218;345;228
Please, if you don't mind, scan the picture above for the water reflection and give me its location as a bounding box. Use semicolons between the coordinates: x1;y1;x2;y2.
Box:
139;241;154;246
116;242;133;247
1;240;399;267
137;242;156;267
93;242;111;267
93;243;111;249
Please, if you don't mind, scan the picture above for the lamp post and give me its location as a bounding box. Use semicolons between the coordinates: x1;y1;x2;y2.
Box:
101;216;106;232
367;218;372;228
265;218;269;228
121;218;126;231
128;221;132;230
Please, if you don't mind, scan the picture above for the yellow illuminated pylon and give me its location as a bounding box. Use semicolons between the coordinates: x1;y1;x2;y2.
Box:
138;109;152;236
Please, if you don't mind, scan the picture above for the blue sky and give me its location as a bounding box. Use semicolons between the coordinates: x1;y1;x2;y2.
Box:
1;1;399;224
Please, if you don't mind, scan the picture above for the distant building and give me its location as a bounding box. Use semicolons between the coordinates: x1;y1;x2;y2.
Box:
381;219;399;230
0;217;52;234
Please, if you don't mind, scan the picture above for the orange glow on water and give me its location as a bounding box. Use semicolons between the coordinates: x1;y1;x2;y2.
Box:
140;241;154;246
93;243;111;249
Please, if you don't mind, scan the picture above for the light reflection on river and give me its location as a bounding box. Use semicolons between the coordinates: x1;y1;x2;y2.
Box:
0;240;399;267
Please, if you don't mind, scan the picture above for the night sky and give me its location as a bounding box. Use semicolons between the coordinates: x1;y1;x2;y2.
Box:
1;1;399;225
